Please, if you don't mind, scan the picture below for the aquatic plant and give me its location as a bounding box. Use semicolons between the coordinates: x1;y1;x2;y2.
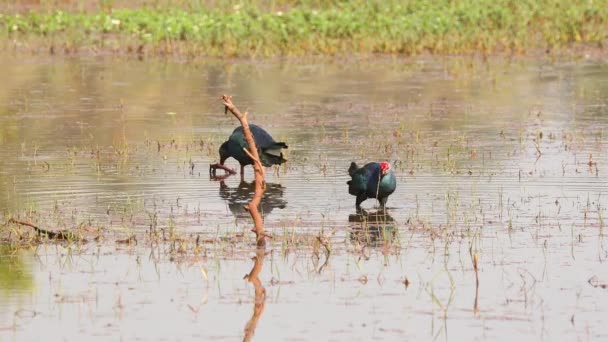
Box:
0;0;606;56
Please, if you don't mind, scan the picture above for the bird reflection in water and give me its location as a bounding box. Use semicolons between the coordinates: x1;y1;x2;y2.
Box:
218;180;287;220
243;250;267;342
348;211;397;246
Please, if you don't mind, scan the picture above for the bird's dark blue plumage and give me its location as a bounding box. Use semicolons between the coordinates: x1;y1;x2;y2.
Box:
219;124;288;174
347;161;397;212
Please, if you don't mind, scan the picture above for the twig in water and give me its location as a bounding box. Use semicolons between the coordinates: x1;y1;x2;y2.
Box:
116;235;137;245
473;252;480;316
8;218;82;241
588;276;608;289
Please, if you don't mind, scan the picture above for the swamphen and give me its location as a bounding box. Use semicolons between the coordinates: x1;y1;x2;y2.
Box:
218;124;288;175
347;161;397;212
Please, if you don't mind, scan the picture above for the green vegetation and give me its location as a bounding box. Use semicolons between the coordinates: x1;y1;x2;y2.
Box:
0;0;607;56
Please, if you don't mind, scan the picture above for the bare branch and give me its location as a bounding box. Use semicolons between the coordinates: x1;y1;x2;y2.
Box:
8;218;82;241
242;147;260;164
220;95;267;248
242;148;265;174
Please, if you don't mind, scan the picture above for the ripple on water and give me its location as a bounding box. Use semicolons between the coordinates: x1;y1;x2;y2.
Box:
0;56;607;341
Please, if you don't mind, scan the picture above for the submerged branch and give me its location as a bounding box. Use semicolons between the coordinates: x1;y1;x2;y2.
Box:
8;218;82;241
473;252;480;316
588;276;608;289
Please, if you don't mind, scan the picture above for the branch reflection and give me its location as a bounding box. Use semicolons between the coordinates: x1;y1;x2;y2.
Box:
242;250;267;342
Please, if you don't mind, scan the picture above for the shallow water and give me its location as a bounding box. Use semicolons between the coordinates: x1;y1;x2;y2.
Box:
1;55;607;341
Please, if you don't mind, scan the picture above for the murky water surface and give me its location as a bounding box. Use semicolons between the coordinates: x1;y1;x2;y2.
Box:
1;55;607;341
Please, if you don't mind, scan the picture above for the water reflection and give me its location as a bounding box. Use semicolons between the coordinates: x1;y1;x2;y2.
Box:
0;245;33;295
218;180;287;220
0;56;607;341
243;250;267;342
348;211;397;246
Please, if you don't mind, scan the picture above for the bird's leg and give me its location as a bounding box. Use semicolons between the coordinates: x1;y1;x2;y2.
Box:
379;197;388;210
356;195;367;214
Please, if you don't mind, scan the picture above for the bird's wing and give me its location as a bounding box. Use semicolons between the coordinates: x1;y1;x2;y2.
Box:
263;147;283;157
249;125;277;149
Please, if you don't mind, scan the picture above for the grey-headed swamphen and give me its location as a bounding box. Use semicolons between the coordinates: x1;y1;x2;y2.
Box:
347;161;396;212
217;124;288;175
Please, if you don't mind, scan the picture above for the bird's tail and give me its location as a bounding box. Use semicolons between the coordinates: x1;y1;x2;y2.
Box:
348;162;358;177
261;142;288;167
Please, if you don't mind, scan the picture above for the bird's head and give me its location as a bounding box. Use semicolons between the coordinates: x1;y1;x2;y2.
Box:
219;141;230;164
380;161;391;176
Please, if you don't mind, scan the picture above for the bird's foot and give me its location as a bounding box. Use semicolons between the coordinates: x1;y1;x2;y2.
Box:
356;207;368;216
209;163;237;177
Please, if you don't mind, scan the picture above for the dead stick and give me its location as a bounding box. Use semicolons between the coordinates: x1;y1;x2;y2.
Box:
221;95;267;248
242;148;263;168
8;218;77;240
473;252;479;316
